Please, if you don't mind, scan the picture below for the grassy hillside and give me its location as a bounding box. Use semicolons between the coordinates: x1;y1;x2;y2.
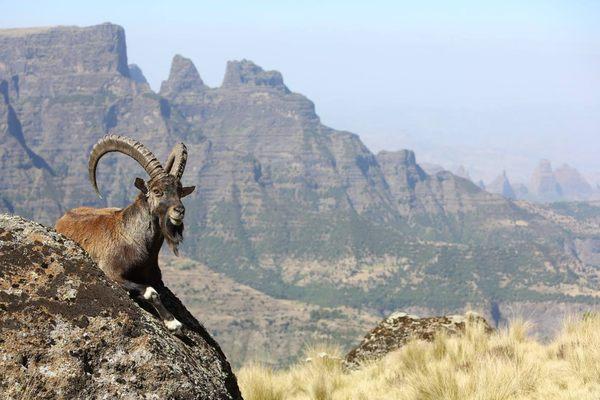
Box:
238;314;600;400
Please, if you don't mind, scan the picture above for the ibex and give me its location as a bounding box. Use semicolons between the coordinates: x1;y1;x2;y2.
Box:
56;135;195;332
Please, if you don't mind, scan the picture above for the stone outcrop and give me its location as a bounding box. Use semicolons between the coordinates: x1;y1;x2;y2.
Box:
344;312;492;369
0;214;241;400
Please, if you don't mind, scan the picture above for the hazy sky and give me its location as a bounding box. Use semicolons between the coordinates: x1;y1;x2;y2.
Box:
2;0;599;182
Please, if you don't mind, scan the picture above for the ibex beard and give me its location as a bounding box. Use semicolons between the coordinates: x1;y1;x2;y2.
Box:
56;134;195;332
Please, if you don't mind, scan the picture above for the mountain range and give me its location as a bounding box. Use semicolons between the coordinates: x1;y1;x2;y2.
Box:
484;160;597;203
1;23;599;365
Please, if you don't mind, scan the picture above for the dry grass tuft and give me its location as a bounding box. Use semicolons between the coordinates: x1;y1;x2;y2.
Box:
238;314;600;400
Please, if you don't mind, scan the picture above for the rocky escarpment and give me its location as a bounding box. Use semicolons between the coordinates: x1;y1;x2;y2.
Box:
0;214;241;400
344;311;492;369
376;149;510;217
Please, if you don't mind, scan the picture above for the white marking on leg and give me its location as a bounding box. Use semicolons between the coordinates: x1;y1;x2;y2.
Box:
165;318;183;332
143;286;158;300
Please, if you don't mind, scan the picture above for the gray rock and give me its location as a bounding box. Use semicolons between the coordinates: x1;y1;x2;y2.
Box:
0;214;242;400
344;311;492;369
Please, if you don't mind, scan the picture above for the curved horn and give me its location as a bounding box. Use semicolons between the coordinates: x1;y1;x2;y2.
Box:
164;143;188;179
88;134;165;198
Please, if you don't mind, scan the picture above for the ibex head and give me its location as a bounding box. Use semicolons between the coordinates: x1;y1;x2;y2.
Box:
88;134;196;255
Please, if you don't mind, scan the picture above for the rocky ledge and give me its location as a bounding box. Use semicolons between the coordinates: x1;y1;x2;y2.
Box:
0;214;242;400
344;311;492;369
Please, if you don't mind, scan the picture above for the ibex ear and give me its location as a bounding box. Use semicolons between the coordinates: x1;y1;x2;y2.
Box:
134;177;148;194
181;186;195;198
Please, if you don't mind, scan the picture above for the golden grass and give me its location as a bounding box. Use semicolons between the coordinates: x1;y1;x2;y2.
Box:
237;314;600;400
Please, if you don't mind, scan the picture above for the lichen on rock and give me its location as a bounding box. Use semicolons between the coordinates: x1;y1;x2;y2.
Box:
0;214;242;400
344;311;492;369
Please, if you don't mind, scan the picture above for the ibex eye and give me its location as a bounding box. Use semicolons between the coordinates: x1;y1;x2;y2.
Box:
153;189;163;196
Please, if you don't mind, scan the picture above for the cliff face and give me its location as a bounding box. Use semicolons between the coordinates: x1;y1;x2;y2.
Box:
0;214;241;399
0;23;599;366
0;24;129;89
376;150;509;216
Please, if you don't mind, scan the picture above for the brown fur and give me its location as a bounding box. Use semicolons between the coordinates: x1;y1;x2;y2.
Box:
56;175;194;290
56;195;163;286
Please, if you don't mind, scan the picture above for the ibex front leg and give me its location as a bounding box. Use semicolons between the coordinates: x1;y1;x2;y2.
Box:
124;281;183;333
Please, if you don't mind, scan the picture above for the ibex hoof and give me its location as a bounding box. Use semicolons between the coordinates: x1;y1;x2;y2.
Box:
165;318;183;333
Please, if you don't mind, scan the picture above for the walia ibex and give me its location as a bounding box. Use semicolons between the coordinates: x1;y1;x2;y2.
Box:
56;134;195;332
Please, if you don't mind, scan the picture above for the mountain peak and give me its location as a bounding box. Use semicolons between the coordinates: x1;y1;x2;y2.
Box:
160;54;207;96
128;63;148;85
531;159;562;200
488;170;516;200
222;59;289;92
554;163;593;199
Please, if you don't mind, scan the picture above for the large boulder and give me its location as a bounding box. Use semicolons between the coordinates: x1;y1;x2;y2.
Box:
344;311;492;369
0;214;242;400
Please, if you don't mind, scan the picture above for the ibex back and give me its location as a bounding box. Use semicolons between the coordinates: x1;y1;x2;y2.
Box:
56;134;195;332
